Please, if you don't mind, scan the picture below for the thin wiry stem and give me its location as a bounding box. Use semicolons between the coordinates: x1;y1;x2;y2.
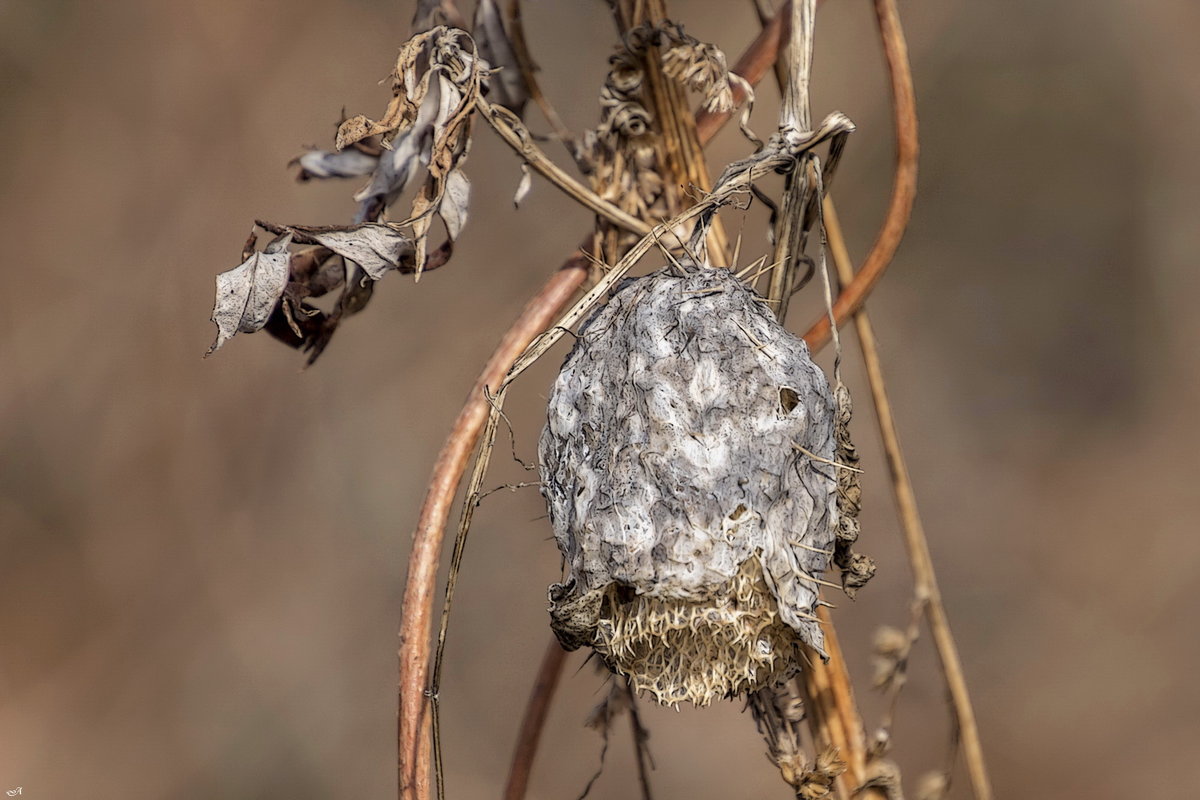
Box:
823;198;994;800
760;4;877;797
399;255;589;800
479;99;652;236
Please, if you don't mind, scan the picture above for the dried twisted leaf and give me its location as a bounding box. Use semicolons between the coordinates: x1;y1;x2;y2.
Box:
352;104;434;223
292;147;379;181
337;27;484;272
659;27;738;112
438;168;470;241
336;32;436;150
796;747;848;799
207;233;293;356
915;771;949;800
304;224;417;280
624;21;751;115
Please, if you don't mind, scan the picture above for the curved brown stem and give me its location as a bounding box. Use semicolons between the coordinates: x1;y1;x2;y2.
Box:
399;255;589;800
824;195;993;799
502;638;569;800
801;0;918;350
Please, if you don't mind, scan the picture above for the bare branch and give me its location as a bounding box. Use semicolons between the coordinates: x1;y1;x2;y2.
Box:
398;256;590;800
502;639;568;800
479;99;652;235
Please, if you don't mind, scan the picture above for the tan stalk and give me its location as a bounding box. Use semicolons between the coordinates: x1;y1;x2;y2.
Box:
823;198;994;799
501;638;568;800
757;2;880;798
478;99;651;235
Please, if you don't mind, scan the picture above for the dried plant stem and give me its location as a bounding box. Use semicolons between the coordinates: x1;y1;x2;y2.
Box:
823;199;993;800
399;256;589;800
801;0;918;351
748;682;810;795
752;0;793;92
479;99;652;236
625;680;656;800
798;613;884;800
758;3;873;798
766;0;815;322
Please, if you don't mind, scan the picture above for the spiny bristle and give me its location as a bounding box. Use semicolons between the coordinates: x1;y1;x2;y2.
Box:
591;559;805;706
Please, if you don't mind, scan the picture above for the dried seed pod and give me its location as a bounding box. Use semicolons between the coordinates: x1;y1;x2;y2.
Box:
539;265;839;705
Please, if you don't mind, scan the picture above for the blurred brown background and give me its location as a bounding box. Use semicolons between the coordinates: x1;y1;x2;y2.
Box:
2;0;1198;798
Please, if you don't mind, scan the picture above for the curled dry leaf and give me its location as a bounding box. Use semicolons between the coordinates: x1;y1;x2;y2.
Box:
352;117;429;223
625;21;749;114
292;147;379;181
207;233;293;356
660;28;736;112
336;27;484;272
438;168;470;241
513;163;532;207
284;223;417;280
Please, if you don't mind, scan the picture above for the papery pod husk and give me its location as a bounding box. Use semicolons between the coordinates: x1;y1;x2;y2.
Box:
539;265;840;705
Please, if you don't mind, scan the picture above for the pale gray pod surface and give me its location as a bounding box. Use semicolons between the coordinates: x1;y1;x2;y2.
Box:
539;265;839;704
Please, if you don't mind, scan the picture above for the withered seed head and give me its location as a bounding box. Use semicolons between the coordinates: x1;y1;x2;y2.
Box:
539;265;839;705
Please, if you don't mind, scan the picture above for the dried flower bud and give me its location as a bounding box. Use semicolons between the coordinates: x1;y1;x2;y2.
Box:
915;770;950;800
871;624;911;690
539;265;839;705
